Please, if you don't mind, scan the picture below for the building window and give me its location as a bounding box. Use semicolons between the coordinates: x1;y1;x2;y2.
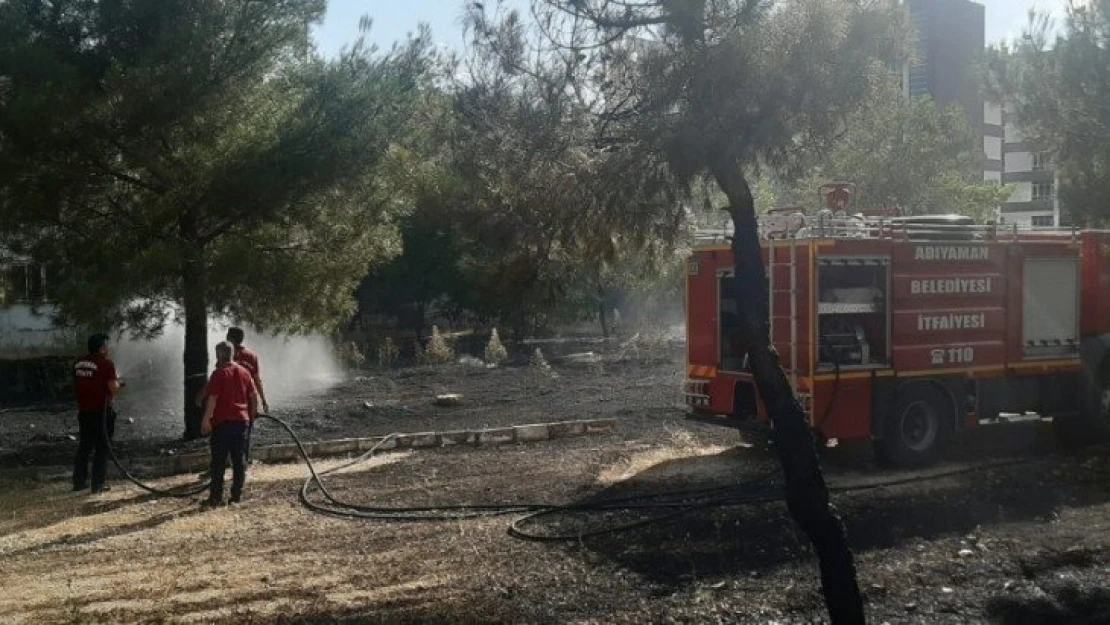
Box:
1031;215;1054;227
1032;182;1055;202
1032;152;1052;171
0;263;46;305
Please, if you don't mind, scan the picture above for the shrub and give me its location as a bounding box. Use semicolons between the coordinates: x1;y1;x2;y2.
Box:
377;337;399;368
425;325;454;365
523;350;550;375
484;328;508;366
336;341;366;369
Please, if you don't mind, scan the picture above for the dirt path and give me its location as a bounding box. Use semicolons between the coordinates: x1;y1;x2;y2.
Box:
1;416;1108;624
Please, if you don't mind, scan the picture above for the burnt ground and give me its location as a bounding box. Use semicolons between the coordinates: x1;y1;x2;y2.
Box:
0;340;1109;623
0;341;682;469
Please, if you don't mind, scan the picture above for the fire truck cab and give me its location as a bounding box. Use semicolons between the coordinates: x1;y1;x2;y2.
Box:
684;187;1110;467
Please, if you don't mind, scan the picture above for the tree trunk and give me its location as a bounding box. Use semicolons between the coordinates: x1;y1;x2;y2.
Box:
414;302;427;342
181;216;208;441
711;155;864;625
511;303;528;343
598;300;610;338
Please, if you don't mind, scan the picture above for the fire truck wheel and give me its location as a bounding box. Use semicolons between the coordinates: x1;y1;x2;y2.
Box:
876;385;954;468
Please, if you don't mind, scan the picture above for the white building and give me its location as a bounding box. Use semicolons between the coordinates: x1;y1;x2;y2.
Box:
999;102;1056;227
0;257;76;360
983;101;1003;185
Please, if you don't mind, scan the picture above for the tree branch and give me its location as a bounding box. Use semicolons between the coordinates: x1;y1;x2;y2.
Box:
90;160;167;195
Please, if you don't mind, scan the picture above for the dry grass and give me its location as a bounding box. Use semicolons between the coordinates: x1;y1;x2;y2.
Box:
596;429;730;486
250;452;413;483
0;438;681;624
3;375;1110;624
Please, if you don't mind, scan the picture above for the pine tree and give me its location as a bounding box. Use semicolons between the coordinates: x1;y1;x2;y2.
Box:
529;348;555;378
484;328;508;366
468;2;910;621
425;325;454;364
0;2;433;438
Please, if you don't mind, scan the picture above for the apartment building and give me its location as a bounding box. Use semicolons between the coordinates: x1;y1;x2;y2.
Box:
999;109;1058;227
984;101;1003;185
904;0;986;138
904;1;1059;227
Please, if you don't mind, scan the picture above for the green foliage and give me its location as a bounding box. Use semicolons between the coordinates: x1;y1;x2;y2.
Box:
0;1;432;335
750;173;782;215
989;1;1110;224
688;171;778;229
393;0;909;339
439;2;690;336
914;173;1012;223
356;160;468;334
786;90;1010;220
558;0;911;185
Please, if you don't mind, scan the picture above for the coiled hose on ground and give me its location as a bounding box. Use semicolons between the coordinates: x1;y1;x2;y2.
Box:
100;406;1043;542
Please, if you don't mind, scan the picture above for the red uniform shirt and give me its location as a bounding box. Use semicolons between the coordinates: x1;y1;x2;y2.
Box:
206;362;257;427
74;353;117;412
233;345;260;379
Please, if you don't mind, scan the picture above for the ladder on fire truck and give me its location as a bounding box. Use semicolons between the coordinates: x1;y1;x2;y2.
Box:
766;233;804;404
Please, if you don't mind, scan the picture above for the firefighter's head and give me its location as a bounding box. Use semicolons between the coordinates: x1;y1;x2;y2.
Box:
87;333;110;356
215;341;234;365
226;327;245;346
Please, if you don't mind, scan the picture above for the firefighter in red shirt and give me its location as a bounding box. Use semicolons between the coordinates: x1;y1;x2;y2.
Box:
226;327;268;412
226;327;268;462
201;341;260;506
73;333;122;493
194;327;269;463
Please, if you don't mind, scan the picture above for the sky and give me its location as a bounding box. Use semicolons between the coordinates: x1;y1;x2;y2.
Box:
310;1;1074;58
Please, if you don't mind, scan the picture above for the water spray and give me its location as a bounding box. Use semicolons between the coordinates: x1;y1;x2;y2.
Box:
109;320;343;420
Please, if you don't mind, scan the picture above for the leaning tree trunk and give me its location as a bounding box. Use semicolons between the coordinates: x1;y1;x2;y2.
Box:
180;217;208;441
711;156;865;625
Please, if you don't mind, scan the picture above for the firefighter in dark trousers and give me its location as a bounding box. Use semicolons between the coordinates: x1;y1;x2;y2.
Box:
201;341;260;506
226;327;268;462
73;333;122;493
196;327;268;463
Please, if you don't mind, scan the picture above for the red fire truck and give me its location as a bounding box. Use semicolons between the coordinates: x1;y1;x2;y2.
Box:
684;186;1110;467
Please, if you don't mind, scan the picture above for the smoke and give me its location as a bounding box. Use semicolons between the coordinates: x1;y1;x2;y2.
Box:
109;318;344;424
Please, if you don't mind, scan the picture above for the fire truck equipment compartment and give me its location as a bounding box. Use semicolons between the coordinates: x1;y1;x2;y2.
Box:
1021;257;1080;359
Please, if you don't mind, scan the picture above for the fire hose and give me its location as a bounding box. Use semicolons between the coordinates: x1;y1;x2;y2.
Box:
100;401;209;498
97;399;1048;542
